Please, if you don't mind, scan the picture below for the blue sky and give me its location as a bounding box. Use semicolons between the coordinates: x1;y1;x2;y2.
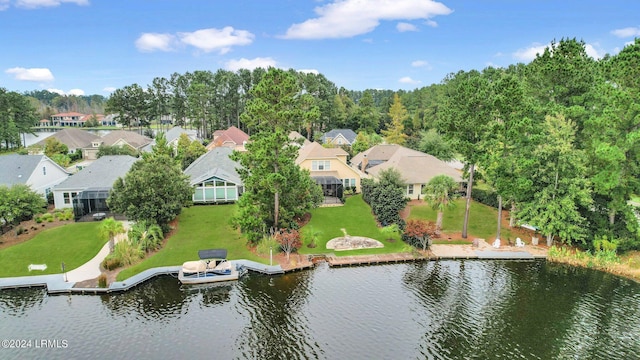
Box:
1;0;639;96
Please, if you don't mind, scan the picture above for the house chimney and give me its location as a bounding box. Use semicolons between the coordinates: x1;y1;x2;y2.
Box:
362;154;368;172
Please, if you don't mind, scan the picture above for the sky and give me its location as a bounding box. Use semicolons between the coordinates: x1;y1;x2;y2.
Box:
1;0;639;96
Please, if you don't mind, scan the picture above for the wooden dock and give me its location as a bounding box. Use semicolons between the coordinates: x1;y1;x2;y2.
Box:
324;252;426;267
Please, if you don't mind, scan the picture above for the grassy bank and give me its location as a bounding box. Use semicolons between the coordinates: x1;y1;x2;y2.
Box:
299;195;411;256
116;205;267;281
0;222;104;277
548;246;640;282
408;198;517;241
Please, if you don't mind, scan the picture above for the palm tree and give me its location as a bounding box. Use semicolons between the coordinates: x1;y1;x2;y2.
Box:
99;217;125;253
128;222;164;252
423;175;460;234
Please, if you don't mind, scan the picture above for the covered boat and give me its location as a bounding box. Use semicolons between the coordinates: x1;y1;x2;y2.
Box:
178;249;246;284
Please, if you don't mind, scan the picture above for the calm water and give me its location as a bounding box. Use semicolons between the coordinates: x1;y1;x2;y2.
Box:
1;260;639;360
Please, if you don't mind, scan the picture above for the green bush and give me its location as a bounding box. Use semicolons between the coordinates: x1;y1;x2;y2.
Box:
256;236;280;256
35;216;43;224
97;273;108;288
102;257;122;270
470;187;506;209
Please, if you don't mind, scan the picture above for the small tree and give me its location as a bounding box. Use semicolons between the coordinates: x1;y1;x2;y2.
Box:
423;175;459;234
274;228;301;261
404;219;437;251
99;217;125;253
128;221;164;252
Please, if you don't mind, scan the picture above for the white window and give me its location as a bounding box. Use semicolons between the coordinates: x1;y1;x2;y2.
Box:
64;192;70;204
407;185;414;195
312;160;330;171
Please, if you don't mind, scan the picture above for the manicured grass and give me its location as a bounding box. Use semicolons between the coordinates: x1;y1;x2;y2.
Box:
0;222;105;277
117;204;268;281
408;198;515;241
299;195;412;256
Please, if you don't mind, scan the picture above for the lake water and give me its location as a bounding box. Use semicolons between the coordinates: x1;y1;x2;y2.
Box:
1;260;639;359
22;130;112;147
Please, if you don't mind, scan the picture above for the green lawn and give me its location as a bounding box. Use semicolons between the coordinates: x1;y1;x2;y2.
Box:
299;195;412;256
408;198;514;241
117;204;268;281
0;222;105;277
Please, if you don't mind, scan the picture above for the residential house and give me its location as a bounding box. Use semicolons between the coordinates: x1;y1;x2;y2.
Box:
296;141;365;199
83;130;152;160
289;131;311;147
351;144;463;200
184;147;243;203
50;112;86;127
141;126;199;153
0;154;70;198
52;156;138;218
321;129;357;147
206;126;249;151
33;128;100;154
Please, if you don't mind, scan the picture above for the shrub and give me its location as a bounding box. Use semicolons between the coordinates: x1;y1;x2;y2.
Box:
35;216;43;224
102;257;122;270
471;188;501;209
16;226;25;235
97;273;108;288
302;226;321;248
256;236;280;256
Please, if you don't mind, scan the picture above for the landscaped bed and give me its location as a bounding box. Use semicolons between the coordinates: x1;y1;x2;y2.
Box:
0;222;105;277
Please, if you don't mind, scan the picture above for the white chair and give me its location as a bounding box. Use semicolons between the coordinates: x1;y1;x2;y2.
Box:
515;237;525;247
492;238;500;248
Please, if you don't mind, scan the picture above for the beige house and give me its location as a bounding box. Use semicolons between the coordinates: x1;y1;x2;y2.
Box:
296;142;366;198
206;126;249;152
351;144;463;200
83;130;152;160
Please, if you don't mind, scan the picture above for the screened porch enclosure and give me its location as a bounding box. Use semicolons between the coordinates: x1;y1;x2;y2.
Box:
72;187;111;220
313;176;343;203
192;176;241;203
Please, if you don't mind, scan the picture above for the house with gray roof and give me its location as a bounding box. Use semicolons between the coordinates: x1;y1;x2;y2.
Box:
83;130;152;160
184;147;243;203
141;126;199;153
33;128;100;154
0;154;70;197
52;155;138;211
351;144;463;200
321;129;358;147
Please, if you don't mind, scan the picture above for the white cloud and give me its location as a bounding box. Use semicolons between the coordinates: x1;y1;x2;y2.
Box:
584;44;602;60
103;86;116;93
68;88;85;96
282;0;452;39
6;67;54;81
399;76;421;84
411;60;428;67
224;57;277;71
15;0;88;9
512;43;549;62
47;88;65;95
135;33;175;52
611;26;640;38
0;0;10;11
397;22;418;32
425;19;438;27
178;27;254;54
298;69;319;74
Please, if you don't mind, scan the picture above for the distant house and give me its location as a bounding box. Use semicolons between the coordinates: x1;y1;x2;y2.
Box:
289;131;311;147
52;156;138;218
296;142;366;199
141;126;199;153
33;128;100;154
184;147;243;203
206;126;249;151
351;144;463;200
50;112;86;127
321;129;357;147
0;154;70;198
83;130;152;160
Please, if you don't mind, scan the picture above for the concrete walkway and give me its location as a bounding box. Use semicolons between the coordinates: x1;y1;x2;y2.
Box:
65;223;129;282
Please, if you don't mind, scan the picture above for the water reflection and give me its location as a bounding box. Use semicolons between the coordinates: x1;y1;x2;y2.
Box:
0;287;46;317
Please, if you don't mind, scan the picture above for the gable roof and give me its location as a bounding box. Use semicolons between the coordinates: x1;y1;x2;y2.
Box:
184;146;242;186
53;155;138;190
34;128;100;150
289;131;311;146
353;144;462;184
51;112;85;118
98;130;153;149
165;126;198;144
213;126;249;147
322;129;357;144
0;154;69;187
295;141;348;164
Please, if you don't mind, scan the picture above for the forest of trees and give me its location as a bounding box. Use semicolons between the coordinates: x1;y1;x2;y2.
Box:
1;37;639;251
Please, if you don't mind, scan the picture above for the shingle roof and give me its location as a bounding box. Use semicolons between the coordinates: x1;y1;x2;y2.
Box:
353;144;462;184
0;154;46;186
51;112;85;117
165;126;198;144
53;155;138;190
98;130;153;149
34;128;100;150
295;141;348;164
213;126;249;147
184;147;242;185
322;129;357;144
